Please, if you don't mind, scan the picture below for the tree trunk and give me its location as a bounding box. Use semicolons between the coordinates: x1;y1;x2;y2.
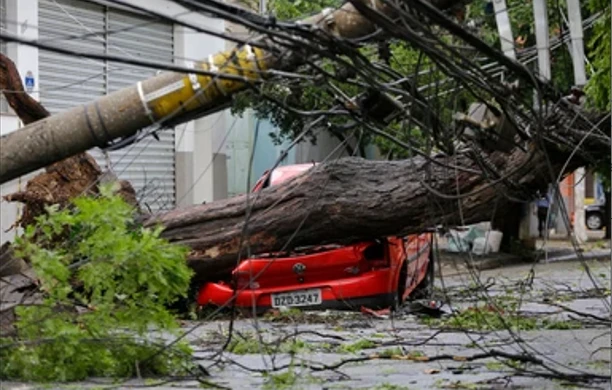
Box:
0;54;50;121
155;151;541;283
148;112;610;283
491;200;522;252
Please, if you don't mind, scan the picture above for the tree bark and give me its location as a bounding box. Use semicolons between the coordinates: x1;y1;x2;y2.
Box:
148;110;610;283
491;200;522;252
154;150;543;282
0;54;50;122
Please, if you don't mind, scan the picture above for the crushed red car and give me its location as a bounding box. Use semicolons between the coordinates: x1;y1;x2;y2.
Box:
197;163;434;313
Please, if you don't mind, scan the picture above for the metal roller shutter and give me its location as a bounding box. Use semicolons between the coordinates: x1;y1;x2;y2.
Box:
38;0;176;212
103;8;176;211
38;0;106;113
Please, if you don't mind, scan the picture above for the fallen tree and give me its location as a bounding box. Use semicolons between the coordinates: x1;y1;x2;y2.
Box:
143;0;611;282
150;104;610;282
1;1;609;287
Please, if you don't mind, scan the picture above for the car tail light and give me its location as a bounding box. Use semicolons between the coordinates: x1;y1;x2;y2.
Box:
362;241;389;268
234;271;260;289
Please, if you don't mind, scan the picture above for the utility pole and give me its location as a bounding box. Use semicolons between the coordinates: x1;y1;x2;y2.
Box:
531;0;588;243
1;1;408;185
566;0;588;243
532;0;551;82
0;44;272;184
492;0;516;60
566;0;587;86
532;0;554;245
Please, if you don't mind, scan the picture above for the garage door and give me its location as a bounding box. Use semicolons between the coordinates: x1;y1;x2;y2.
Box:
38;0;176;212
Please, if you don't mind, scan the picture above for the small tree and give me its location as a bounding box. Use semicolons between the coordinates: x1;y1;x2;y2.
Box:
585;0;611;238
1;184;195;381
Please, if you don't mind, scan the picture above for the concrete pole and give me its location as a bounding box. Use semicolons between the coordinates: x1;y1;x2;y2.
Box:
574;168;588;242
566;0;587;87
490;0;532;242
0;47;273;184
533;0;551;81
566;0;588;243
531;0;552;244
492;0;516;60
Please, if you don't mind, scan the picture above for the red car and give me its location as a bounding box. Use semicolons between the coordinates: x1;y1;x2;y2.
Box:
197;164;434;313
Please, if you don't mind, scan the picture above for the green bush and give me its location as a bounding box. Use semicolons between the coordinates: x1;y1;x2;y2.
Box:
1;185;194;381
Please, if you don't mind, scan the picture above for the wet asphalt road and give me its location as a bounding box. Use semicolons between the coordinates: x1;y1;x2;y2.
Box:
3;259;610;390
183;259;611;390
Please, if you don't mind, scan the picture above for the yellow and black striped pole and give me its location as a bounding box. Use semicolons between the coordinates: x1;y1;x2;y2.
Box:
0;42;272;184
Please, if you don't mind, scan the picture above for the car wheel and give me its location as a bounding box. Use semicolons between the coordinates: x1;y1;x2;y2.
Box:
168;281;200;315
411;247;435;300
586;212;603;230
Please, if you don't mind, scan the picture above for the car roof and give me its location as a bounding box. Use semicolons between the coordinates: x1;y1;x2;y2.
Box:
269;163;316;186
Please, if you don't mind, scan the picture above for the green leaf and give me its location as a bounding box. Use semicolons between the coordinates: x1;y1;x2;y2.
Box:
3;188;193;381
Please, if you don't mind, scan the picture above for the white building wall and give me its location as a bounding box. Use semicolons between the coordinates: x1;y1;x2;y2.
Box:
172;14;229;205
1;0;39;245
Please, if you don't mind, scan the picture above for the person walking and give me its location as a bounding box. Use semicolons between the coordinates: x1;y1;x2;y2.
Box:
536;191;551;238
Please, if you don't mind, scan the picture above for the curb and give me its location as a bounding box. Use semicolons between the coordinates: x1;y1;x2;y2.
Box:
439;249;610;271
539;249;611;264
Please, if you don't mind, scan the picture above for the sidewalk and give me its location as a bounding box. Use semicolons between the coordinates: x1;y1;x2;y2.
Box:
438;233;610;271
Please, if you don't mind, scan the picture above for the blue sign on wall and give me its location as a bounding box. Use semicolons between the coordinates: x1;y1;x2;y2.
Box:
24;71;35;92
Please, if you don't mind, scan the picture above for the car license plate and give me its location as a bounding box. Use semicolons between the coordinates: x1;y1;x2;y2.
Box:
271;289;322;308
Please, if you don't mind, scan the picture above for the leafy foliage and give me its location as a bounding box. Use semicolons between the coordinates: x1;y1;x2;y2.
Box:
585;0;611;191
421;296;583;331
226;331;311;355
262;363;322;390
233;0;433;158
339;338;377;354
267;0;340;20
1;185;194;381
585;0;611;112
